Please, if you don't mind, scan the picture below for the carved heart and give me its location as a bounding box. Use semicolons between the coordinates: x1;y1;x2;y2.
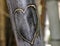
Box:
14;5;38;44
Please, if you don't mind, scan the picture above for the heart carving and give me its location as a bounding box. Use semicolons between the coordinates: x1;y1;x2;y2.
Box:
14;4;38;44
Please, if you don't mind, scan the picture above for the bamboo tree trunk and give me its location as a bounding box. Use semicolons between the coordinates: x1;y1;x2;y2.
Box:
6;0;44;46
46;0;60;46
0;14;5;46
0;0;8;46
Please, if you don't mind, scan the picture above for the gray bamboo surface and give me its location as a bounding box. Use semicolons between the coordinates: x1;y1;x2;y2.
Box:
6;0;44;46
0;0;45;46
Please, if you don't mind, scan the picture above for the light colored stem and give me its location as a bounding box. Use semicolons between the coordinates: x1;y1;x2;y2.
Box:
46;0;60;46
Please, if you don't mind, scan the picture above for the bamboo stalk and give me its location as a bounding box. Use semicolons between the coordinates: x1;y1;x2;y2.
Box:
0;0;7;46
0;11;5;46
46;0;60;46
6;0;44;46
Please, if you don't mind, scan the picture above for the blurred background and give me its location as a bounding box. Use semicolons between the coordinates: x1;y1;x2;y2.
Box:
0;0;60;46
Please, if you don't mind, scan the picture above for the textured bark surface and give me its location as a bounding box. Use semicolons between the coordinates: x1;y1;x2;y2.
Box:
6;0;44;46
